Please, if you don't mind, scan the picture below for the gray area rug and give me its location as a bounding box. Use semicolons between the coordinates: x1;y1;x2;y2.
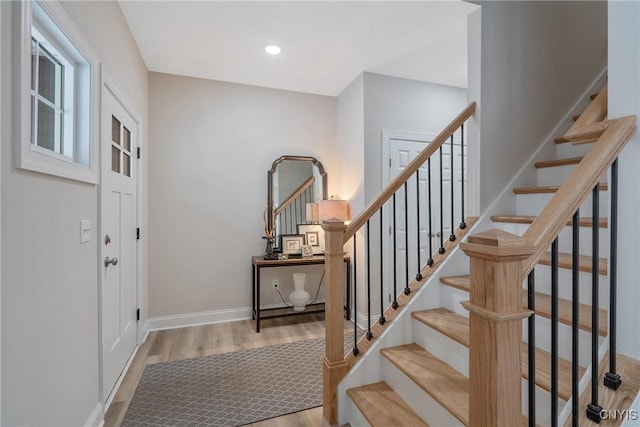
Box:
122;332;359;426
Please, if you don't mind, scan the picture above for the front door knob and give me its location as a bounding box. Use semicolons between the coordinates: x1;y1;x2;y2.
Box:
104;256;118;268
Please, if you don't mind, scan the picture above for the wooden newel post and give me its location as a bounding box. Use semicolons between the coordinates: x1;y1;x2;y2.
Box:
322;219;349;425
460;229;535;427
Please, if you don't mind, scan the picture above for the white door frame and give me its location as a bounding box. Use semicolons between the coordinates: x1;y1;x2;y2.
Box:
381;129;435;307
98;73;144;406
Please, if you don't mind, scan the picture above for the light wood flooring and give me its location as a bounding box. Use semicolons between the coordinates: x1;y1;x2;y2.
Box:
105;313;349;427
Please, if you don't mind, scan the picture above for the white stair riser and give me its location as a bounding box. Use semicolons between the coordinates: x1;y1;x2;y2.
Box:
413;317;570;423
381;356;465;427
494;222;609;258
522;380;566;427
530;265;610;309
522;316;604;367
516;192;609;218
342;399;373;427
536;164;576;187
555;141;594;158
413;320;469;377
536;164;607;188
438;285;470;319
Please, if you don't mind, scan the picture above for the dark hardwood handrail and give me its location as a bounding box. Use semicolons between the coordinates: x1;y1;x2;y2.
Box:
343;102;476;243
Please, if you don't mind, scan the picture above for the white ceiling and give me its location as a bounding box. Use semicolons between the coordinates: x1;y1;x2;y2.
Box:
118;1;479;96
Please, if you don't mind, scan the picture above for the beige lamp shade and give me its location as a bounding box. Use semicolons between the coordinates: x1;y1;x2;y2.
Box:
317;199;350;222
305;202;319;221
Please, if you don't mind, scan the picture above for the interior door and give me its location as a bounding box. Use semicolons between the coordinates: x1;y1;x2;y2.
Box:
384;133;465;305
100;83;138;402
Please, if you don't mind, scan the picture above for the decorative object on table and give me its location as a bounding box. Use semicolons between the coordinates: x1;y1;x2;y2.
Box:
306;202;320;222
281;234;304;255
267;155;328;252
289;273;310;311
297;224;325;254
317;196;351;223
301;244;313;258
301;197;351;254
262;208;278;260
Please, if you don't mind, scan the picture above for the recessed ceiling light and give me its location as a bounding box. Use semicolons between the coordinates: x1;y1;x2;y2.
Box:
265;45;282;56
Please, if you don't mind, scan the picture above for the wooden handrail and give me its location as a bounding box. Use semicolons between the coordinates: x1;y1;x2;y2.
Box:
273;176;314;217
522;115;637;276
565;84;608;142
343;102;476;243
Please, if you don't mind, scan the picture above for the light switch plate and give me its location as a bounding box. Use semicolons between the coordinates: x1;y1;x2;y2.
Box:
80;220;91;243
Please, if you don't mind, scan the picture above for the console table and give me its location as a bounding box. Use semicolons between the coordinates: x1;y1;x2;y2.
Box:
251;255;351;332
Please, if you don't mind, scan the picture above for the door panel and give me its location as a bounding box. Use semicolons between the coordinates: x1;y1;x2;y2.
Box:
101;84;138;403
385;134;465;305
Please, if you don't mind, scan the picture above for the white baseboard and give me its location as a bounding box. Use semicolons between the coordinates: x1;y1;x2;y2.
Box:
145;307;253;333
85;402;105;427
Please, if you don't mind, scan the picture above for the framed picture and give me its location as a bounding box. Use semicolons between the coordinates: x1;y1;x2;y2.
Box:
297;224;325;254
281;234;305;255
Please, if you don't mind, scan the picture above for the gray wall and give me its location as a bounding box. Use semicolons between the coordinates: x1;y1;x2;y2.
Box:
470;1;607;211
1;1;148;425
363;72;468;204
147;73;337;318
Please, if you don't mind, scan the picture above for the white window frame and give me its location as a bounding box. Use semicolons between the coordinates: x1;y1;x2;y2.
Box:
15;0;100;184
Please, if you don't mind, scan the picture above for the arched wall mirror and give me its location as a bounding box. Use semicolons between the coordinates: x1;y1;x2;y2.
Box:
267;155;327;251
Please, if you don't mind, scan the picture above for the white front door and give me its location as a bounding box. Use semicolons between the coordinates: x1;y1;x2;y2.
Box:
383;131;465;305
100;83;138;403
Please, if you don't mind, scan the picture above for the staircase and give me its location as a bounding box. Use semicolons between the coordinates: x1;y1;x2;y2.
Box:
323;82;640;426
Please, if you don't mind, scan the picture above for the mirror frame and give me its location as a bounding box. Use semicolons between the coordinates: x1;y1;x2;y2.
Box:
267;155;327;243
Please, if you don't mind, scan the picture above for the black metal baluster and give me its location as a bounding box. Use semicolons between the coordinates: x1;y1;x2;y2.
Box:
415;172;423;281
392;194;399;309
460;123;467;229
404;182;411;295
605;159;622;390
352;235;359;356
439;147;445;254
551;238;559;427
366;221;373;340
586;185;603;422
527;270;536;427
449;134;456;242
379;208;386;325
427;158;434;267
572;210;580;427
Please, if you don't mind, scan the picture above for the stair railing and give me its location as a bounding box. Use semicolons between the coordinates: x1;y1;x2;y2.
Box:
461;114;636;426
322;102;476;424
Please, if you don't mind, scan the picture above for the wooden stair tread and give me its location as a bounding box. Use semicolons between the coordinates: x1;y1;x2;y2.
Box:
381;343;469;425
513;183;608;194
491;215;607;228
439;276;607;335
538;251;607;275
555;135;571;144
530;291;607;336
412;308;586;400
565;352;640;427
344;217;479;369
534;156;583;168
412;308;469;346
347;381;429;427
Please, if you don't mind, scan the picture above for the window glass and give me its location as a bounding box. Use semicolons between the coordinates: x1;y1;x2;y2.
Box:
16;1;100;184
